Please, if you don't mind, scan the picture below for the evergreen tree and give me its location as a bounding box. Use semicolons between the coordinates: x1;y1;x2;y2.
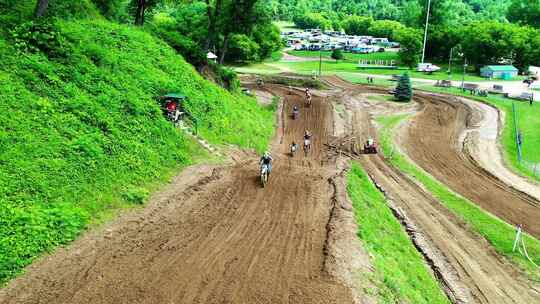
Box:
331;48;343;62
395;72;412;102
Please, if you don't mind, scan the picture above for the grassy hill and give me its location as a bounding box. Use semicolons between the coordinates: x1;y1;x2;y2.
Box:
0;16;275;284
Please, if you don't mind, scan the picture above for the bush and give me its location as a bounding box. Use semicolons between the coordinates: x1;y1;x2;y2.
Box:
122;187;150;205
331;49;343;62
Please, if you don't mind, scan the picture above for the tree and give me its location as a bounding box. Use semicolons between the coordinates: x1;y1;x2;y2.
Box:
508;0;540;28
368;20;404;41
204;0;223;51
34;0;49;17
132;0;159;25
395;27;422;68
331;49;343;62
92;0;127;20
341;15;373;35
226;34;260;62
395;73;412;102
293;13;331;30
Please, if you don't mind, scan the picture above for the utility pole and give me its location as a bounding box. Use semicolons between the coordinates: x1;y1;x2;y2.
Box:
421;0;432;64
448;47;453;79
461;58;468;91
318;48;322;77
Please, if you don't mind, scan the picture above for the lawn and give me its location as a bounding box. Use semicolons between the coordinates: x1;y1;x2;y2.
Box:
376;114;540;282
287;50;399;62
347;163;450;304
281;51;526;82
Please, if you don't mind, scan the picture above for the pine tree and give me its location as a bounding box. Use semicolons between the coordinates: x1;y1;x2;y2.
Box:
395;72;412;102
331;49;343;62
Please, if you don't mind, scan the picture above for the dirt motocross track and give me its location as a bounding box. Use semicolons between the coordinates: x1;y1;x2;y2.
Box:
2;77;540;304
324;76;540;303
403;93;540;238
0;87;365;304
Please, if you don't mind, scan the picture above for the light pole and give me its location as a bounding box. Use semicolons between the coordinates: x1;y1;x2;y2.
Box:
318;47;322;77
421;0;432;64
461;58;468;91
448;47;454;79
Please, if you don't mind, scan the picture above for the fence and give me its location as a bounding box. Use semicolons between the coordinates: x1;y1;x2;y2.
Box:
512;101;540;178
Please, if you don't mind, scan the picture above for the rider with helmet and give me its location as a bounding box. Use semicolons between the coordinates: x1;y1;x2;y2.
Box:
304;130;312;150
290;141;298;155
260;151;273;176
293;105;299;119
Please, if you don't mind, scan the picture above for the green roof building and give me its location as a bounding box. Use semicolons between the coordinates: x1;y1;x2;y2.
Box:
480;65;518;80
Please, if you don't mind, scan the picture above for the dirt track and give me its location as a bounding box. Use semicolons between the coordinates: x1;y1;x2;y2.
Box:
2;76;540;303
0;87;368;304
403;93;540;238
324;75;540;303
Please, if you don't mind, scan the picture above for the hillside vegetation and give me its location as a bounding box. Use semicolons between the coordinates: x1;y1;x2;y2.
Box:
0;17;274;284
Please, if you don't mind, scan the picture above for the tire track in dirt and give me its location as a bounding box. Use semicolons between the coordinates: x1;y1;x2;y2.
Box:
0;86;363;304
403;93;540;238
325;75;540;304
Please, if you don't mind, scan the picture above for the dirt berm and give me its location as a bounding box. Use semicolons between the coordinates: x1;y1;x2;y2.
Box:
403;93;540;238
0;86;372;304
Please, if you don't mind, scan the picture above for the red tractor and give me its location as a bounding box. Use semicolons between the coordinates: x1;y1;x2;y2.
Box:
363;138;377;154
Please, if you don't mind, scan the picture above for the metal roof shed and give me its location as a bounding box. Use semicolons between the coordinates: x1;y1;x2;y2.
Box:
480;65;518;79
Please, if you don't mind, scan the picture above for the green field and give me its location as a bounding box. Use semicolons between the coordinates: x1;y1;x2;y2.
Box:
376;114;540;281
347;163;450;303
287;50;399;62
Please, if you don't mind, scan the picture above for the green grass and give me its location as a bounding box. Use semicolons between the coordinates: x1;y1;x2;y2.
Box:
280;51;526;82
0;18;275;285
347;163;450;304
287;50;399;62
336;72;395;87
276;60;494;81
376;114;540;282
416;85;540;181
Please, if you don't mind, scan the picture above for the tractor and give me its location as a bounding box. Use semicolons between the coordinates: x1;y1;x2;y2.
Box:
363;138;378;154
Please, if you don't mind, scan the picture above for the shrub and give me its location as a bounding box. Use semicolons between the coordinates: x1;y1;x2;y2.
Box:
331;49;343;62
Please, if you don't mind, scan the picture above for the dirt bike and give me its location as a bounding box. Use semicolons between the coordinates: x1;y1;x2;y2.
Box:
290;144;298;157
167;110;182;123
304;138;311;154
260;164;269;187
305;95;312;108
292;109;299;120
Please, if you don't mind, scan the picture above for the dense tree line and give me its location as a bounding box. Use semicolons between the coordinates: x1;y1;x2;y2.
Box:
270;0;512;27
285;0;540;71
15;0;282;66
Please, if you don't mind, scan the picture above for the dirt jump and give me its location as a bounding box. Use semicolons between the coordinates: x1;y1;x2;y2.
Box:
0;86;371;304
